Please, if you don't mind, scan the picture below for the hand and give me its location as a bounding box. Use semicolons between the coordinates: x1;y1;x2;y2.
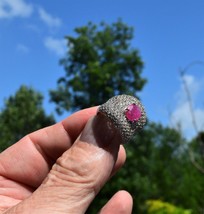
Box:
0;107;133;213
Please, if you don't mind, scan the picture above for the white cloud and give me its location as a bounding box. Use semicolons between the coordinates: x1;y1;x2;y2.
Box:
171;74;204;139
38;7;61;28
0;0;33;19
44;37;66;56
16;43;29;53
176;75;200;104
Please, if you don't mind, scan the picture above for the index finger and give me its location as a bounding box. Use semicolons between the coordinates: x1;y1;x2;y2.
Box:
0;107;98;188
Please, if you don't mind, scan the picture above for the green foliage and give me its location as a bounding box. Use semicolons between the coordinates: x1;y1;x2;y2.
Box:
50;19;146;114
146;199;192;214
0;85;55;152
189;131;204;166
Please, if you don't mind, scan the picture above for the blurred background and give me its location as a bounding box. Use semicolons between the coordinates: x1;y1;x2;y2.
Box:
0;0;204;213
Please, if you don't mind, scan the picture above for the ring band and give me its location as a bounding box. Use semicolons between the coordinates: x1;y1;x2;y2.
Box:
98;94;146;144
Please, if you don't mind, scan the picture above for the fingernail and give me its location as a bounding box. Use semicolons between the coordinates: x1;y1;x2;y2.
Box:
79;114;121;148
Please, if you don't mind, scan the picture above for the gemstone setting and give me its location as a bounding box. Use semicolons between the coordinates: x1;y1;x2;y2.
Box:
125;103;141;122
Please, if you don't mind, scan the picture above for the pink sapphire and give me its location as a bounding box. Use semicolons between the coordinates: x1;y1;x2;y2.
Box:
125;103;141;122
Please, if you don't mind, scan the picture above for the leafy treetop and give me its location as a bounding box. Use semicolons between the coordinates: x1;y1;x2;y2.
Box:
50;20;147;114
0;85;55;152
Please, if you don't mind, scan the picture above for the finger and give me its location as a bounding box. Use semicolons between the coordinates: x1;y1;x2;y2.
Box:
112;145;126;176
0;107;98;188
11;114;125;213
99;190;133;214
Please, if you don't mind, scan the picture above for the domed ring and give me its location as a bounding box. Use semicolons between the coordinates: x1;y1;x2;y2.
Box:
98;94;147;144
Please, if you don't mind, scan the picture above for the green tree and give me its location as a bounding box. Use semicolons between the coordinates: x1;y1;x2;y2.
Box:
189;131;204;167
0;85;55;152
50;20;146;114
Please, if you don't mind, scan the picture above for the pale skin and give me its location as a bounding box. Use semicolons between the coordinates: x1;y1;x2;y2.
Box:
0;107;133;213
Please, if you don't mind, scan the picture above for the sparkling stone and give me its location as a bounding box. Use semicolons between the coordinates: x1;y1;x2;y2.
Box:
125;103;141;122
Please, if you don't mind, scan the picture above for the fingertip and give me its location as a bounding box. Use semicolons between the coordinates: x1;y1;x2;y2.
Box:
117;190;133;210
113;190;133;212
99;190;133;214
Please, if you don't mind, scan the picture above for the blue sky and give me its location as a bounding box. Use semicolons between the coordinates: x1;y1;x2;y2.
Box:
0;0;204;139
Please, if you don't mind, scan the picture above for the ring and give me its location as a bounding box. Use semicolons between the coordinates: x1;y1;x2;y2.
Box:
98;94;146;144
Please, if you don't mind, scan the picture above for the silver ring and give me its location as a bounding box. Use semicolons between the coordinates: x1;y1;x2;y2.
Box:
98;94;146;144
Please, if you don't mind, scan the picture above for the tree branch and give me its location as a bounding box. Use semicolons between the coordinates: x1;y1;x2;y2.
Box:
179;61;204;174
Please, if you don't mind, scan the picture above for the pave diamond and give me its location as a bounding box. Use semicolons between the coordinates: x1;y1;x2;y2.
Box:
98;95;147;144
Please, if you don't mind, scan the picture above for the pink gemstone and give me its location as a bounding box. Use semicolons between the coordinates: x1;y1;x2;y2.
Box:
125;103;141;122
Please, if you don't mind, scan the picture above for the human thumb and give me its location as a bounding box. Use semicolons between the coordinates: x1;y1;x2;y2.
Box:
7;114;122;214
